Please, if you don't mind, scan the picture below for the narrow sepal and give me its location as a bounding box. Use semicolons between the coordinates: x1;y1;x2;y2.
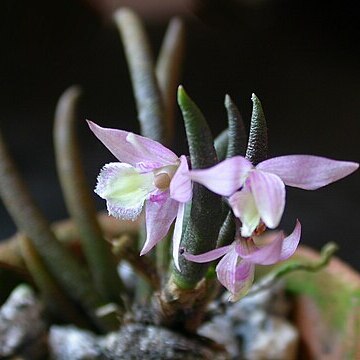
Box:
87;121;177;166
257;155;359;190
245;94;268;165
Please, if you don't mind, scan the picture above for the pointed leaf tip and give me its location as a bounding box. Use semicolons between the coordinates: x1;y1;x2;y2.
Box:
177;86;217;169
224;94;231;107
177;85;187;103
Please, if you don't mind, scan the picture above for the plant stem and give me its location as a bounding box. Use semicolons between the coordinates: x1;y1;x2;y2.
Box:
113;234;160;290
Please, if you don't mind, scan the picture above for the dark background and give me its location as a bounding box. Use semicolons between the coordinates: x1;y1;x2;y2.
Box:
0;0;359;269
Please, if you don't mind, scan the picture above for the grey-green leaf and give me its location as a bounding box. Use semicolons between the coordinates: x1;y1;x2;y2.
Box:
214;129;228;162
156;17;185;145
174;86;222;289
225;94;247;158
54;86;124;305
245;93;268;165
113;8;166;144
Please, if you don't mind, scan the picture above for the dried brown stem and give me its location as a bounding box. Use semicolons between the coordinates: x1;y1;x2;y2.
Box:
0;213;142;277
113;234;160;291
155;275;219;333
20;236;93;328
0;130;117;331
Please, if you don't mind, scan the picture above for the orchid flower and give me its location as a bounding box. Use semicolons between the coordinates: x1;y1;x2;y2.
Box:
184;220;301;301
88;121;192;269
190;155;358;237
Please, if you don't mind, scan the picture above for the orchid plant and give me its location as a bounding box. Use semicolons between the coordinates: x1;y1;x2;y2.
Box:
90;95;358;300
0;8;358;342
86;10;358;307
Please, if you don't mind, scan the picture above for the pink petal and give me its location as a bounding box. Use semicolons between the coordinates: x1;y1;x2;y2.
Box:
140;196;178;255
189;156;253;196
235;260;254;282
249;170;285;229
170;155;192;203
236;220;301;265
183;244;233;263
229;261;255;301
215;247;239;295
87;120;178;167
257;155;359;190
236;233;283;265
279;219;301;261
172;202;185;271
229;188;261;237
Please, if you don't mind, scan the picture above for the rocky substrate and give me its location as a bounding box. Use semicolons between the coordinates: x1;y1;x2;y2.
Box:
0;283;298;359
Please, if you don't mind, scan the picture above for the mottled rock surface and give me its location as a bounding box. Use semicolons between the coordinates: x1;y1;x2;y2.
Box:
49;323;229;360
49;325;104;360
0;284;47;358
199;282;298;360
1;282;298;359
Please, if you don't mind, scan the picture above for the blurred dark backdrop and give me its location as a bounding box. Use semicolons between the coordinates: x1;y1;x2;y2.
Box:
0;0;359;269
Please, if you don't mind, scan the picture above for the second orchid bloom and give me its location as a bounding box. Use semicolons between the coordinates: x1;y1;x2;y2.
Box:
189;155;358;237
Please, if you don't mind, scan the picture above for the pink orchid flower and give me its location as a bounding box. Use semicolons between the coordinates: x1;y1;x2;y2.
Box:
88;121;192;269
184;220;301;301
190;155;358;237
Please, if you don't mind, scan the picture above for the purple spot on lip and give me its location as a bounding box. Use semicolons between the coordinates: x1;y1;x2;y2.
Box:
149;192;168;204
